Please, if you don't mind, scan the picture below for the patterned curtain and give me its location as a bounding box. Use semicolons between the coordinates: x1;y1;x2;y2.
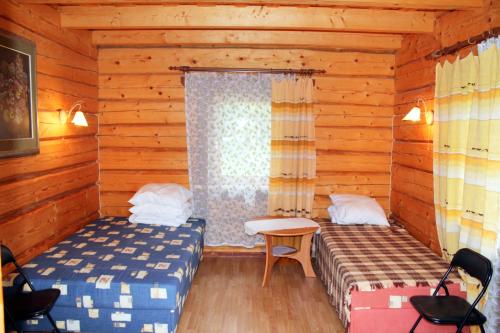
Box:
185;72;271;247
433;37;500;332
268;75;316;217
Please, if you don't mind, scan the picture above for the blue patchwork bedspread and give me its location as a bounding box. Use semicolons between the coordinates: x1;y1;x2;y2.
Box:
3;216;205;333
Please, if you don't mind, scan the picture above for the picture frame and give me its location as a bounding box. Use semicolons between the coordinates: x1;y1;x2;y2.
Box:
0;29;39;158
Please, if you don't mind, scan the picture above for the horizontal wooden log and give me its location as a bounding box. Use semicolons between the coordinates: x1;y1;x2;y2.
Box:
394;98;434;116
0;186;98;265
99;74;182;89
394;85;433;106
99;110;185;125
99;135;186;149
20;0;485;10
316;127;392;140
0;163;98;217
315;76;394;94
54;186;100;232
99;109;390;128
0;17;98;83
99;149;188;170
39;111;98;139
37;54;97;87
317;172;390;185
315;90;394;106
316;103;393;117
99;101;394;119
391;189;439;252
0;185;98;264
316;184;390;197
99;100;183;112
395;59;435;93
316;115;392;127
317;138;392;153
393;117;434;142
99;74;395;104
99;86;184;101
391;164;433;204
392;141;433;172
99;124;186;138
0;0;96;59
99;72;395;94
0;137;98;181
391;190;435;228
61;5;435;33
100;171;189;192
396;33;440;67
39;73;98;100
98;48;395;76
0;203;55;261
92;30;402;51
38;89;98;114
436;7;494;48
317;153;391;172
100;191;134;207
100;206;130;217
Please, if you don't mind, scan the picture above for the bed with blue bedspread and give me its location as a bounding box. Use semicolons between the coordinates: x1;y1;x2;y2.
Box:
3;216;205;333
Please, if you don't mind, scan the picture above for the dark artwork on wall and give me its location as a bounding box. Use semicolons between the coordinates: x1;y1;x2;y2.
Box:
0;29;38;158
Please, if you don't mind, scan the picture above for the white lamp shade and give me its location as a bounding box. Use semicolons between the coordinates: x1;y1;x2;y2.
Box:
71;111;88;127
402;106;421;122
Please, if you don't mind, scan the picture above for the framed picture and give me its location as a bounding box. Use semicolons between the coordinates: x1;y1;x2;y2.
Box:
0;29;38;158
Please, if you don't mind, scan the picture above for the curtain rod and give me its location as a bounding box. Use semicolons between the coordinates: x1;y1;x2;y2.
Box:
425;26;500;60
169;66;326;75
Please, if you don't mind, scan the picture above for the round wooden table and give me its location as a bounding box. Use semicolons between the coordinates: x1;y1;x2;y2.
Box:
260;226;319;287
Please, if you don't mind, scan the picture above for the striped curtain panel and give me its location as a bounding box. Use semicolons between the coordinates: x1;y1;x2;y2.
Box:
433;37;500;332
268;75;316;218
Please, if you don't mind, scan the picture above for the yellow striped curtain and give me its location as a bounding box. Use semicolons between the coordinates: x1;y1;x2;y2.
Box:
434;39;500;324
268;75;316;217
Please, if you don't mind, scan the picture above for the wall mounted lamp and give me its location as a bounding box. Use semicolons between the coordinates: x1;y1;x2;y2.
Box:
59;101;88;127
402;97;434;125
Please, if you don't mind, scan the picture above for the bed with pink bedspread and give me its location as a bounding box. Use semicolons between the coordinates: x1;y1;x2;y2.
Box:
315;219;467;333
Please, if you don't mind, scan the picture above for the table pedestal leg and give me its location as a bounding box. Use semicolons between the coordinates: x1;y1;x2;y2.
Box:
262;234;278;287
288;233;316;278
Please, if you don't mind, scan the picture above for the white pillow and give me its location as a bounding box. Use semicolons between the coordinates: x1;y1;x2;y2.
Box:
129;183;192;207
329;193;374;204
129;202;192;217
128;212;191;227
327;196;389;226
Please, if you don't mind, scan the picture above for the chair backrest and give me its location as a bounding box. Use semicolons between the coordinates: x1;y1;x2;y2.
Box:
450;248;493;288
1;244;32;291
1;244;16;267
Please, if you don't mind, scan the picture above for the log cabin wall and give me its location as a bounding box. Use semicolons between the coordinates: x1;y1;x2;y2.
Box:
391;2;500;254
96;34;398;219
0;0;99;264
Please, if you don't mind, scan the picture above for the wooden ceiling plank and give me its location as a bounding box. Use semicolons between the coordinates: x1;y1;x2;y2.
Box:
92;30;402;50
19;0;484;11
60;5;435;33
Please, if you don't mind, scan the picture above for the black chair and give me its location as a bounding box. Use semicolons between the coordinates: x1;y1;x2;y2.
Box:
409;248;492;333
1;245;61;333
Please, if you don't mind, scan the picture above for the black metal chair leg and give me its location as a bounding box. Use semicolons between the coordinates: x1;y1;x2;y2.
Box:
409;315;423;333
5;309;23;333
46;313;61;333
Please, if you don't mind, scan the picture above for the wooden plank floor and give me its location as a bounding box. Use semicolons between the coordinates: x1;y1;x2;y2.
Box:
177;256;345;333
